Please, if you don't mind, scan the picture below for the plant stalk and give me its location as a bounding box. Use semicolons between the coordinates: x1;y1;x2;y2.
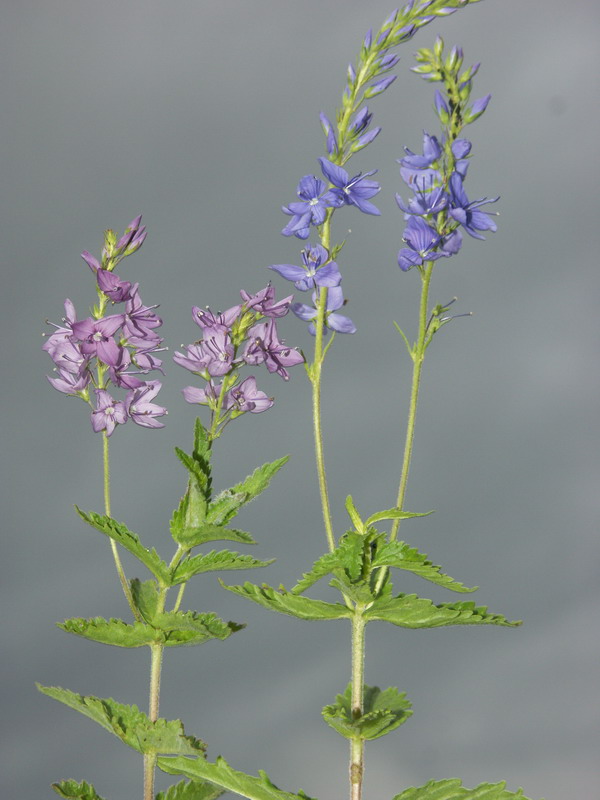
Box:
350;611;366;800
102;432;141;620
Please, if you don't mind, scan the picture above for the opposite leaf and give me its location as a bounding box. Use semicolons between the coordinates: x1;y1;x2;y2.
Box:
322;683;412;741
206;457;289;526
156;780;224;800
372;541;476;593
58;616;162;648
222;581;352;621
37;685;205;756
171;550;274;585
393;778;540;800
365;594;521;629
158;755;316;800
75;509;171;585
52;780;106;800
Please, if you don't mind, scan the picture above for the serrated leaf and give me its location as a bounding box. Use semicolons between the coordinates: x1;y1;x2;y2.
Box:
345;495;364;532
170;522;256;550
364;594;521;629
152;611;244;646
291;531;381;601
372;542;476;593
171;550;274;584
171;478;209;545
37;685;205;755
158;755;316;800
222;581;352;621
364;508;433;527
58;616;162;648
156;780;224;800
393;778;539;800
75;509;170;585
52;780;106;800
174;448;211;499
206;457;289;525
322;683;412;741
131;578;161;622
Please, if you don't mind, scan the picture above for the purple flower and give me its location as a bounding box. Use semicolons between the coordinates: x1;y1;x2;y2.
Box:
123;286;162;341
291;286;356;335
448;173;499;239
91;389;127;436
116;214;147;256
397;216;449;271
182;381;221;407
47;366;91;396
96;269;133;303
240;284;293;318
281;175;343;238
125;381;167;428
226;376;273;414
81;251;101;273
192;304;241;331
71;314;125;367
319;158;381;215
243;318;304;380
268;244;342;292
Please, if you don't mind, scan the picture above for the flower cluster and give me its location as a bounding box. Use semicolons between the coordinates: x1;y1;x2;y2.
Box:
174;284;303;433
43;216;167;436
396;38;498;272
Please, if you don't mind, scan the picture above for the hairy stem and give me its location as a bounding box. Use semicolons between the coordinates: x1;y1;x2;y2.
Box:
389;262;434;542
143;641;165;800
102;432;141;620
350;611;366;800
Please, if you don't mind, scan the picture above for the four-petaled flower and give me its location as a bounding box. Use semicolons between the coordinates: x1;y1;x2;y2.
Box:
125;381;167;428
291;287;356;335
319;158;381;215
91;389;127;436
268;244;342;292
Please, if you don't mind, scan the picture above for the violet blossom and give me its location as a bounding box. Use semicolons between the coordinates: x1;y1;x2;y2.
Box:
125;381;167;428
291;286;356;335
268;244;342;292
91;389;127;436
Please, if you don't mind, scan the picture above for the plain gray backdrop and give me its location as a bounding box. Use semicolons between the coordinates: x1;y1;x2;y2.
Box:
2;1;599;798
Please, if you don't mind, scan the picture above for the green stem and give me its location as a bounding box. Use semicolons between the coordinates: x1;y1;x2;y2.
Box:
102;432;141;620
389;262;434;542
144;640;165;800
349;611;366;800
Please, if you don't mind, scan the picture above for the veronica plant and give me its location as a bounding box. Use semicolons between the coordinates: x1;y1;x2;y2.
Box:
41;3;541;800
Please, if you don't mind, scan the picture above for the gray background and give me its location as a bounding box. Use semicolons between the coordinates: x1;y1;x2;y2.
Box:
2;1;599;798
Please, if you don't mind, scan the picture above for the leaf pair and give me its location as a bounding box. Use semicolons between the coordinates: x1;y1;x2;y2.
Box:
322;684;412;741
170;418;288;549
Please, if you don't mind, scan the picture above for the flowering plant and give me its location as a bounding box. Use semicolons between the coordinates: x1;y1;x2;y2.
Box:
40;4;541;800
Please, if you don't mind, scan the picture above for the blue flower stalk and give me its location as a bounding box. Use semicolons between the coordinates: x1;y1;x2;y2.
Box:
266;7;496;800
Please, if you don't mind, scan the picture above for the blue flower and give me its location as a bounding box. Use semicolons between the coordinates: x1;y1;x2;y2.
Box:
282;175;343;239
269;244;342;292
448;173;499;239
291;287;356;335
318;158;381;215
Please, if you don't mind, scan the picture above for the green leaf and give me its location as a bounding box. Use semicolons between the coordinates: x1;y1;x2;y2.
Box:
171;550;274;585
364;594;521;629
170;522;256;550
152;611;244;646
52;780;106;800
364;508;433;527
345;495;365;533
222;581;352;621
58;616;162;648
131;578;161;622
206;457;289;525
174;448;211;500
37;685;205;756
393;778;540;800
371;542;476;593
75;509;171;585
322;684;412;741
156;780;224;800
170;479;209;545
158;755;316;800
